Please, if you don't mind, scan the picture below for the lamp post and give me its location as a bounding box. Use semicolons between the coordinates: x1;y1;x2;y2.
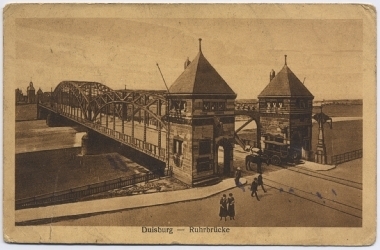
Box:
313;105;332;164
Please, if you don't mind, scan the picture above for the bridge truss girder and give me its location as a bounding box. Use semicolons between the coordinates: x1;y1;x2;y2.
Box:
50;81;169;162
53;81;115;120
234;110;261;150
89;90;168;130
52;81;168;129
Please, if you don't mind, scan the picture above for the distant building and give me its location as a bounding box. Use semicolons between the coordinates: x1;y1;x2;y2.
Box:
27;81;36;103
37;88;43;103
15;88;25;104
16;81;52;105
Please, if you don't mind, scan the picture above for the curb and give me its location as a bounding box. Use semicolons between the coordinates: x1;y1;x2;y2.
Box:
16;178;248;225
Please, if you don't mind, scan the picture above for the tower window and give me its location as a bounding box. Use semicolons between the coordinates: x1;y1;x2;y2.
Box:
199;140;211;155
171;100;186;111
173;139;183;155
210;102;217;111
203;101;226;111
299;100;306;108
218;102;226;110
203;101;210;111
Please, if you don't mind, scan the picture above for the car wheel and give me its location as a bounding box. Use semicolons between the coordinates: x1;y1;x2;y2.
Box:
271;155;281;166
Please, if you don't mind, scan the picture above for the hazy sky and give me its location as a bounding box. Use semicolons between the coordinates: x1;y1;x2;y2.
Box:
16;18;363;100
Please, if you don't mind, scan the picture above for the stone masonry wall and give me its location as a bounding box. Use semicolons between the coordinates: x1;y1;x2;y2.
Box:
192;123;214;179
169;123;193;185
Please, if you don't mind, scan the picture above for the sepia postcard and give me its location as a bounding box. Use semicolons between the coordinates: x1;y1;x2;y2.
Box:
3;3;377;245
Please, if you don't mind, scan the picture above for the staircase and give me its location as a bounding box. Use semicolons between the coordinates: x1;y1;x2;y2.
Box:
192;175;221;187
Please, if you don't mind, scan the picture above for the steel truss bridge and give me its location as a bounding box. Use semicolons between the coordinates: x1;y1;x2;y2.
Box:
38;81;260;163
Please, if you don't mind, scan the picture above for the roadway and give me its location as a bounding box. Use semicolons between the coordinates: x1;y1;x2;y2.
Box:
22;155;360;227
50;159;362;227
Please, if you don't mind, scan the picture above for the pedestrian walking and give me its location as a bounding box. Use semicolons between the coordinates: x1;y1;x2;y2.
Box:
227;193;235;220
258;174;267;192
219;194;228;221
235;167;242;186
251;178;260;201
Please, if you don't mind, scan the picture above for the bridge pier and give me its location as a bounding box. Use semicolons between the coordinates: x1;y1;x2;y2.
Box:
81;131;106;155
46;112;75;127
37;105;43;120
46;112;58;127
37;105;50;120
37;108;43;120
81;133;92;156
81;130;123;156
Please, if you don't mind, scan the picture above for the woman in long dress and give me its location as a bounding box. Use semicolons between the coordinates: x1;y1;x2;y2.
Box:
219;194;228;221
227;193;235;220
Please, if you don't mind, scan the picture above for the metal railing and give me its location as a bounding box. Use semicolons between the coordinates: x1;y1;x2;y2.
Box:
16;169;170;210
331;149;362;165
39;104;166;161
95;126;166;160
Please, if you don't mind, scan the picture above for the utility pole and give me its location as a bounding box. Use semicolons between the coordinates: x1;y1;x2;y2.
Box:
156;63;172;176
313;105;332;164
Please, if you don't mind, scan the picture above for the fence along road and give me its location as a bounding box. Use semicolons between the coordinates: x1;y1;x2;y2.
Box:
15;170;169;210
331;149;362;165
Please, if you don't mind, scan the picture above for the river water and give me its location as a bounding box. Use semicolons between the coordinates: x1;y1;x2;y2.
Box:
16;120;86;154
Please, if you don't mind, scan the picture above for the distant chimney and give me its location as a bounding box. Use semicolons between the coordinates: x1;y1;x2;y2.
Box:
199;38;202;52
284;55;287;65
184;57;191;69
270;69;276;81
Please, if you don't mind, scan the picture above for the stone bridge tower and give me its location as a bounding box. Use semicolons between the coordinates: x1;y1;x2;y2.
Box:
258;55;314;160
167;39;237;186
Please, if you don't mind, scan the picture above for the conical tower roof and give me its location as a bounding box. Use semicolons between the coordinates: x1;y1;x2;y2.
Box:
258;56;314;98
169;39;236;99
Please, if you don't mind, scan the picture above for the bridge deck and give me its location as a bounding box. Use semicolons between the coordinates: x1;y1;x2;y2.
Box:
39;104;167;162
38;96;260;163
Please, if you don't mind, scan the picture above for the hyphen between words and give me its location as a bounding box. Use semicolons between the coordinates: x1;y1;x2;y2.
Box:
141;227;231;234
